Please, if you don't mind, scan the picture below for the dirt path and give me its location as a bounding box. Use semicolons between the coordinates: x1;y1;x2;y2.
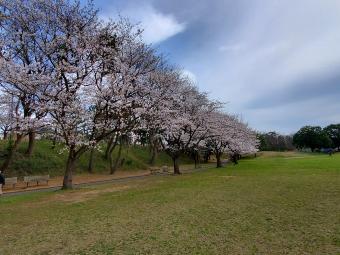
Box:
3;170;150;195
2;164;215;197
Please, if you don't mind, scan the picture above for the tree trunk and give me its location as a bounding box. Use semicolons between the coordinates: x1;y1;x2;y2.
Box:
231;153;239;165
149;147;157;165
172;156;181;174
0;134;23;172
3;128;8;140
194;151;200;169
87;147;95;173
62;147;77;189
216;153;222;168
25;131;35;156
203;154;209;163
105;136;114;160
149;135;159;165
110;137;123;175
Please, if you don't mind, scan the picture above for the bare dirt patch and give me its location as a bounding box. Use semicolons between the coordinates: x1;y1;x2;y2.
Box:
220;176;235;179
52;185;131;204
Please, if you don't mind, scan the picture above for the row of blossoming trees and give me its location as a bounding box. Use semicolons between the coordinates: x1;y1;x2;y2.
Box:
0;0;258;189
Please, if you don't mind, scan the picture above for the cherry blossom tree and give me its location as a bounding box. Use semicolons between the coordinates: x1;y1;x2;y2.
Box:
0;0;52;163
226;120;258;164
204;112;233;168
0;0;259;187
137;66;179;165
0;94;15;140
157;73;221;174
29;2;161;187
93;20;162;174
205;112;258;167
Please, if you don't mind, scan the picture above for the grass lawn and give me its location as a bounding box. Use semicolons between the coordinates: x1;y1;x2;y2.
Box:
0;152;339;254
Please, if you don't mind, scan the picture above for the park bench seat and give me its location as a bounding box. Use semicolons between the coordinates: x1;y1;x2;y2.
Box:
4;177;17;189
149;167;161;174
24;175;50;187
149;166;170;175
161;165;170;173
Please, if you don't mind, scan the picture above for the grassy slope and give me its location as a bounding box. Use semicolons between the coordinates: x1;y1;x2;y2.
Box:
0;139;191;177
0;152;339;254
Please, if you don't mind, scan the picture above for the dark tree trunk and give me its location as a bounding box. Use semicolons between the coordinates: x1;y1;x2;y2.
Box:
87;147;95;173
216;153;222;168
172;155;181;174
105;136;114;160
203;154;209;163
62;147;77;189
110;137;123;175
194;151;200;169
230;153;239;165
149;135;159;165
149;147;157;166
150;148;157;165
0;134;23;172
203;150;211;163
3;128;8;140
25;131;35;156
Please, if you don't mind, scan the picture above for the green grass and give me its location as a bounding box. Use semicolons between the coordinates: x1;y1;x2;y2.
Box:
0;152;339;254
0;139;192;177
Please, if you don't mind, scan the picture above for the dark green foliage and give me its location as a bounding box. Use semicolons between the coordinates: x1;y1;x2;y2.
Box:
293;126;331;151
258;132;294;151
324;124;340;149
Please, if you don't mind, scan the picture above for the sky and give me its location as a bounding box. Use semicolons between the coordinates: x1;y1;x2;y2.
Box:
87;0;340;134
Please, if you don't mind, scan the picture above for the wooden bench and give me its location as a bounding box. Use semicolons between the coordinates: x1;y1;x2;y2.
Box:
4;177;17;189
161;165;170;173
149;167;161;175
24;175;50;187
149;166;171;175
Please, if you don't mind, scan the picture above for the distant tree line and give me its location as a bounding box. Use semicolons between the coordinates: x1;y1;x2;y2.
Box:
293;124;340;152
257;132;295;151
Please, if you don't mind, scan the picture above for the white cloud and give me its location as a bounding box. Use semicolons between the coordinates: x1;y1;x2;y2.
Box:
181;69;197;83
139;6;186;44
121;5;186;44
98;0;340;132
99;3;185;44
185;0;340;133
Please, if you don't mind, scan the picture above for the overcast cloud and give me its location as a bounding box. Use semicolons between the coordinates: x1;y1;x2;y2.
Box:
91;0;340;134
